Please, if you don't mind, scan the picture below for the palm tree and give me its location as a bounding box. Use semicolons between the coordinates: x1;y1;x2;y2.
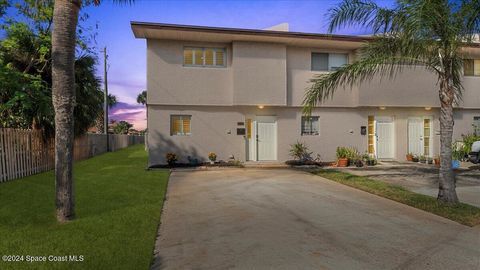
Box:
52;0;132;222
136;90;146;105
303;0;480;204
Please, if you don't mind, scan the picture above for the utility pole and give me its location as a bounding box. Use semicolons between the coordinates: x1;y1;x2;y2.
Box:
103;47;109;151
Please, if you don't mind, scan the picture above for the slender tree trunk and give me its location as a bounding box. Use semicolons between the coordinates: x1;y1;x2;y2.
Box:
52;0;81;222
437;80;459;203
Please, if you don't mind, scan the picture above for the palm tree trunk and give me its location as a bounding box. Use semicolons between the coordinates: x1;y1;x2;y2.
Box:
437;81;459;204
52;0;81;222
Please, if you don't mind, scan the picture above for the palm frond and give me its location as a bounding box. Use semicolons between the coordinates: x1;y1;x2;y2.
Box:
328;0;395;34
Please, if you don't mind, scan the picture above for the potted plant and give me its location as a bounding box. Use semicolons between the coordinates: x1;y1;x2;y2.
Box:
336;147;349;167
412;155;419;162
366;156;377;166
166;152;178;167
427;157;433;164
452;146;463;169
208;152;217;164
433;155;440;167
406;153;414;161
354;158;364;167
419;155;426;163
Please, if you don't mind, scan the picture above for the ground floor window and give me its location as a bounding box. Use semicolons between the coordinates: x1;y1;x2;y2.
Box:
474;116;480;135
171;115;191;136
301;116;319;135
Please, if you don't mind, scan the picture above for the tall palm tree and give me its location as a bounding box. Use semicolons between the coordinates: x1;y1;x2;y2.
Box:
52;0;131;222
303;0;480;204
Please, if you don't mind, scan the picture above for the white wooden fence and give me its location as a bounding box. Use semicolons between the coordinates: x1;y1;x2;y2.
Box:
0;128;145;182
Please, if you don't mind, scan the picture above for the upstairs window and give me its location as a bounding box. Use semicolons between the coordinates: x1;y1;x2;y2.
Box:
312;53;348;71
464;59;480;76
171;115;191;136
301;116;320;136
183;47;226;67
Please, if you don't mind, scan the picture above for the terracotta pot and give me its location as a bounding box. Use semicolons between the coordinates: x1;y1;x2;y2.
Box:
337;158;349;167
406;154;413;161
434;158;440;167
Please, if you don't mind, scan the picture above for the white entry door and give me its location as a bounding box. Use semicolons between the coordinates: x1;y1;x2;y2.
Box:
408;118;424;156
256;116;277;161
376;118;394;159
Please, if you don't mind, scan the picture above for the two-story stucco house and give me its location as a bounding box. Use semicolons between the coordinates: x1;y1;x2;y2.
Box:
131;22;480;166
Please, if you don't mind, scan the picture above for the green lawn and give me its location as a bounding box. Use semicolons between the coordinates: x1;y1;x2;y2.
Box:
0;145;169;270
314;169;480;227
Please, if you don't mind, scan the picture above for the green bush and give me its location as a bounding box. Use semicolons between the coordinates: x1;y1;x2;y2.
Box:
289;141;313;161
462;133;480;153
165;152;178;165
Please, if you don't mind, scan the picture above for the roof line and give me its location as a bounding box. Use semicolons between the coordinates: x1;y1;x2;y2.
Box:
130;21;372;42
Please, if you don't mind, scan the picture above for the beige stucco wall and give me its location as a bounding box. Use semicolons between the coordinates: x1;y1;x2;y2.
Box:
287;46;359;107
147;104;480;166
147;39;233;105
146;39;480;109
232;42;287;106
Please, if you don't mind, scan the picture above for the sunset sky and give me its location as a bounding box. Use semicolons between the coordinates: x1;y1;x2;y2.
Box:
82;0;392;130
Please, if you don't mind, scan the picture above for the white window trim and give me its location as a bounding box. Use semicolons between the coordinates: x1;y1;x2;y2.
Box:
183;47;226;68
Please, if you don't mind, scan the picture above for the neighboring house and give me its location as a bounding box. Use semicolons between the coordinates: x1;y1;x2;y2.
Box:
131;22;480;166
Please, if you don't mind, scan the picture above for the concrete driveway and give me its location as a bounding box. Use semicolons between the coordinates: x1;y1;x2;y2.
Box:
151;169;480;270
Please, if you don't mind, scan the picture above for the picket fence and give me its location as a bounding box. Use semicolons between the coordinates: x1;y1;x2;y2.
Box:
0;129;145;182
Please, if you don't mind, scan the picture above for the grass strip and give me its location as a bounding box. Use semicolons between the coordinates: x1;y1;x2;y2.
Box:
314;169;480;227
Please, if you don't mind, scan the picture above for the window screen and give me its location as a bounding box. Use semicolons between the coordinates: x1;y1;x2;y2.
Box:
311;53;348;71
301;116;320;135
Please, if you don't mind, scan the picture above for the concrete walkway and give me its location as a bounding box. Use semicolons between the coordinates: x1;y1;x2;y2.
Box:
340;162;480;207
152;169;480;270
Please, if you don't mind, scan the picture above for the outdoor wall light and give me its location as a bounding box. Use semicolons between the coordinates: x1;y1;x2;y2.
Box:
258;105;264;109
379;106;386;110
425;107;432;111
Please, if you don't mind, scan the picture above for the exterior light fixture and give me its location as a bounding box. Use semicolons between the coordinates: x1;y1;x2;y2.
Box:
425;107;432;111
379;106;386;110
258;105;264;109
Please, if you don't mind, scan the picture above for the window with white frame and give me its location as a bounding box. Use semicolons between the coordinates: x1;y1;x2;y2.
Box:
311;53;348;71
301;116;320;135
183;47;226;67
171;115;191;136
474;116;480;135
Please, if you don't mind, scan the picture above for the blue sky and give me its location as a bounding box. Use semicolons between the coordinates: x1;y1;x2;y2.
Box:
21;0;394;129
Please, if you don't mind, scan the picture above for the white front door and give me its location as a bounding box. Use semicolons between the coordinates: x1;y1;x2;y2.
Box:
408;118;424;156
256;116;277;161
376;118;394;159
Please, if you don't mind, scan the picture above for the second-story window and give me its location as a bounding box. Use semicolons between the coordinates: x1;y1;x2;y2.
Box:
464;59;480;76
311;53;348;71
183;47;226;67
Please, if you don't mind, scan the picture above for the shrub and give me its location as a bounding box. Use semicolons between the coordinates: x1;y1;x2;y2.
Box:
461;133;480;153
336;146;358;161
165;152;178;165
208;152;217;162
289;141;312;161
